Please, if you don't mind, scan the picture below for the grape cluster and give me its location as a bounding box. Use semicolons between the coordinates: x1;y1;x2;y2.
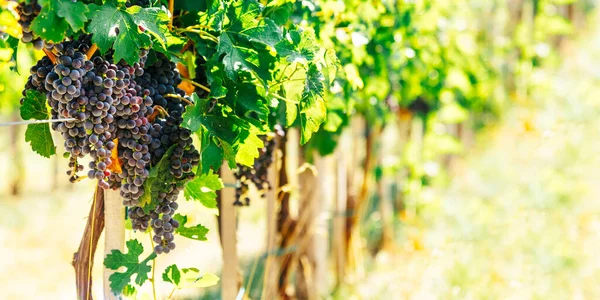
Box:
21;33;200;254
126;53;199;254
105;53;155;205
21;35;92;105
234;125;285;206
45;46;118;187
15;1;44;49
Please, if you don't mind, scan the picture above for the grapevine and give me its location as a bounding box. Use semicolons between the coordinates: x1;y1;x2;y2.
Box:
0;0;586;298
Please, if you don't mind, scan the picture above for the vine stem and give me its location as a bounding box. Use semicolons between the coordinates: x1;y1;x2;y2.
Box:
149;105;169;122
176;29;219;43
42;48;57;64
72;186;105;300
181;77;211;93
271;93;298;104
166;287;177;300
168;0;174;30
86;44;98;60
164;93;194;106
183;24;214;31
269;78;305;90
149;232;157;300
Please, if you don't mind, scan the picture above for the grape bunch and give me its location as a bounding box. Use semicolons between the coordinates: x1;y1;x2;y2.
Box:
44;45;118;187
15;1;44;49
21;35;92;105
234;125;285;206
125;53;199;254
105;54;156;206
20;31;200;254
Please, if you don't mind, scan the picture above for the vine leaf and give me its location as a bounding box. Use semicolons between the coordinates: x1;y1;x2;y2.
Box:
299;63;326;144
55;0;89;32
230;82;269;126
162;265;219;289
103;239;157;295
215;0;281;83
0;35;19;73
122;284;137;297
86;0;169;64
162;264;181;285
25;124;55;158
200;139;224;173
184;170;223;209
216;32;269;82
275;29;318;63
173;214;209;241
31;0;88;42
20;90;47;120
20;90;55;157
139;145;177;210
179;268;219;288
235;130;264;166
264;2;294;26
182;99;265;168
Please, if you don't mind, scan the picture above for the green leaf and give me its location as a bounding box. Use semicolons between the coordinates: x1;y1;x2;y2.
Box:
20;90;48;120
122;284;137;297
179;268;219;288
31;1;70;42
275;29;318;63
173;214;209;241
0;35;19;73
86;0;169;63
265;1;294;26
139;145;177;209
55;0;90;32
196;0;225;31
103;239;157;295
235;130;264;166
201;138;224;173
216;32;271;82
219;138;237;168
184;170;223;209
208;77;228;99
162;265;218;289
231;82;269;124
25;123;56;158
299;63;326;144
162;264;181;285
240;18;283;48
20;90;55;157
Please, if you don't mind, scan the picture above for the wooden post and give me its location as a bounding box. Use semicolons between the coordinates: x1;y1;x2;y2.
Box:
377;125;394;251
73;187;105;300
395;117;411;214
219;164;239;300
264;138;280;300
310;154;330;297
103;189;124;300
9;112;24;195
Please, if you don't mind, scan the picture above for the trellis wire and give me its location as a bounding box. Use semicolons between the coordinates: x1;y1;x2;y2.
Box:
0;118;76;127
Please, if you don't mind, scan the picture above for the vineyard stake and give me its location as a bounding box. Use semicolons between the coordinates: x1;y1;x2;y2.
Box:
219;164;239;300
263;136;280;299
103;189;125;300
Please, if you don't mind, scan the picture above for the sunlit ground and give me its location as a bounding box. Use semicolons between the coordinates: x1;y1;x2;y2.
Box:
3;12;600;300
